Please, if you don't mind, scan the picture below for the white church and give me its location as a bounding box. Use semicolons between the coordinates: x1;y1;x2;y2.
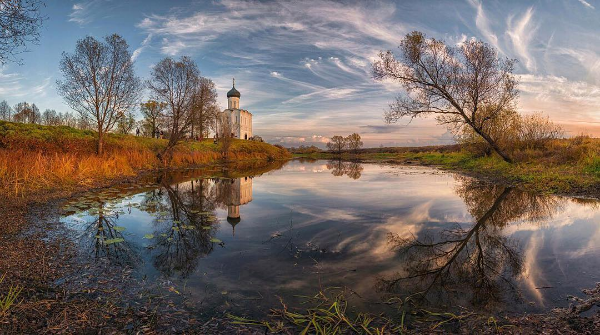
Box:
217;79;253;140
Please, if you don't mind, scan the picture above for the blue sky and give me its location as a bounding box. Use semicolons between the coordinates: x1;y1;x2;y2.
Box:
1;0;600;147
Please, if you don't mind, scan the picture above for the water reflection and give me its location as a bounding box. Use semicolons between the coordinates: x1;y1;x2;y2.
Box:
63;161;279;279
60;161;600;317
382;177;565;309
326;160;363;179
84;202;140;265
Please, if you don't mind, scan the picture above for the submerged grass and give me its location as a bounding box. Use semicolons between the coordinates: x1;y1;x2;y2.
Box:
228;289;399;334
0;121;290;197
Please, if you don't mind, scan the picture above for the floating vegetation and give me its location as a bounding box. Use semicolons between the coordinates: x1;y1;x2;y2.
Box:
210;238;222;243
143;234;154;239
113;226;126;232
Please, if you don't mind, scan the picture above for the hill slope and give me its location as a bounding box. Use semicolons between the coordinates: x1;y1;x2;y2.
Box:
0;121;290;196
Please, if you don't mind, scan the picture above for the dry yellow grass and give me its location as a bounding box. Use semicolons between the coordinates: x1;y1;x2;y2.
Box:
0;121;290;197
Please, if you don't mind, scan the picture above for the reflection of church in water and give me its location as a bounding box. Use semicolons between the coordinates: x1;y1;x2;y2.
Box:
221;177;253;235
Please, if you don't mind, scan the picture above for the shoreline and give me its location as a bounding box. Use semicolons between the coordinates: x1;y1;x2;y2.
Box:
2;158;600;333
294;152;600;199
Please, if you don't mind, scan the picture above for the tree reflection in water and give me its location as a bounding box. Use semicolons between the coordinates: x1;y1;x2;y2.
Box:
381;177;564;309
84;202;140;265
147;174;221;278
326;160;363;179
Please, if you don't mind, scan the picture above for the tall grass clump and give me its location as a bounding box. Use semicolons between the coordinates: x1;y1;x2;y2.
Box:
0;274;22;317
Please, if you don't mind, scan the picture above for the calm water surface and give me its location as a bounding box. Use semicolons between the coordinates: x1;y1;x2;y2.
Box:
60;160;600;317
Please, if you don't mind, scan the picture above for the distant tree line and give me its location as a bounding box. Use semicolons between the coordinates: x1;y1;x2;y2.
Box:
288;145;321;154
0;99;87;128
326;133;363;154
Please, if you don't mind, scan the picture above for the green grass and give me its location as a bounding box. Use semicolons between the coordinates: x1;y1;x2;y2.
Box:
0;274;22;316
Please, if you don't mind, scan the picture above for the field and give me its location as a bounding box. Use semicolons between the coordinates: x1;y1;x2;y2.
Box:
0;121;290;197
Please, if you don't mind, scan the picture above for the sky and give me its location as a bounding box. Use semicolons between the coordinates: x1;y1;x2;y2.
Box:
1;0;600;147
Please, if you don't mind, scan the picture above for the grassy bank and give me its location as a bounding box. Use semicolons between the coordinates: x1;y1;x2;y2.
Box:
296;138;600;196
0;121;290;197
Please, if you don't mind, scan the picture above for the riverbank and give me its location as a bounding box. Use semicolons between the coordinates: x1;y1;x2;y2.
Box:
0;160;289;333
0;120;290;198
295;138;600;198
0;121;291;332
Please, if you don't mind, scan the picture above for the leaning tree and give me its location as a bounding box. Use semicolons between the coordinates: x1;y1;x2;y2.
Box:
57;34;140;155
373;31;518;163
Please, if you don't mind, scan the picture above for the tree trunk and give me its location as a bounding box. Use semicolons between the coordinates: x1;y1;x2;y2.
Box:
477;130;513;163
97;129;104;155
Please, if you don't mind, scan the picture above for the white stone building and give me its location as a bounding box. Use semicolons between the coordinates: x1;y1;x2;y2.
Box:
217;79;253;140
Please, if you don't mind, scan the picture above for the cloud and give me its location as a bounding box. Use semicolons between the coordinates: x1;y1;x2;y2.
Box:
507;7;538;72
131;34;153;61
468;0;500;51
69;0;113;25
519;74;600;134
136;0;405;59
577;0;595;9
0;68;51;100
359;125;402;134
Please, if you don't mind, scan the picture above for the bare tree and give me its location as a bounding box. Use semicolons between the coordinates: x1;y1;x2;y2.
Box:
0;100;12;120
218;113;235;159
116;109;136;134
373;31;518;163
61;111;78;128
190;77;218;139
148;56;200;158
140;100;166;137
42;108;60;125
345;133;363;153
30;102;39;123
57;34;140;155
0;0;45;64
12;101;38;123
326;135;347;154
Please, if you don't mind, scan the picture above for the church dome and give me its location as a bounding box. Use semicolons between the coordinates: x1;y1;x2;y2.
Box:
227;85;240;98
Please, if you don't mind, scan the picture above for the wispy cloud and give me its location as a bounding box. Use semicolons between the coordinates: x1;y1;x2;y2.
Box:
137;0;405;59
507;7;538;72
0;68;51;99
69;0;101;25
578;0;595;9
131;34;153;61
468;0;500;51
